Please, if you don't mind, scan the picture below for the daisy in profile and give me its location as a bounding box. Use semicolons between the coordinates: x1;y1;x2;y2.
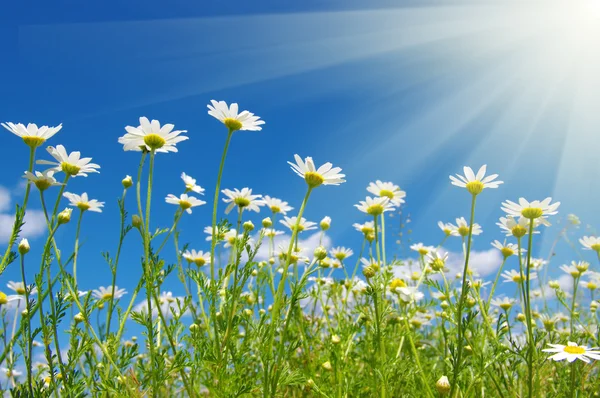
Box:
330;247;353;261
182;250;211;267
92;286;127;300
63;192;104;213
355;196;395;216
23;170;62;192
181;172;204;195
438;221;458;237
449;165;503;195
2;122;62;148
580;236;600;252
223;230;254;248
353;221;375;235
260;196;293;215
490;296;516;311
543;342;600;363
367;181;406;206
288;155;345;188
204;225;229;242
7;281;37;296
165;193;206;214
37;145;100;177
453;217;482;237
264;228;284;238
207;100;264;132
501;269;537;284
221;188;263;214
491;240;521;259
410;243;435;256
119;117;188;153
426;250;448;272
280;216;317;233
501;198;560;220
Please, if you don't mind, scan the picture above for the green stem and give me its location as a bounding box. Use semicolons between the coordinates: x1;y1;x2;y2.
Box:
524;220;535;398
19;254;34;396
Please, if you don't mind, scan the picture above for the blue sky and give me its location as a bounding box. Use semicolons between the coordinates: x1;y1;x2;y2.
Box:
1;0;600;331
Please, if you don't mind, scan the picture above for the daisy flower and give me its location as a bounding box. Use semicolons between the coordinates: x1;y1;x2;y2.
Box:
260;196;293;215
181;173;204;195
182;250;211;267
222;188;263;214
23;170;62;192
490;296;516;311
438;221;459;237
63;192;104;213
497;216;540;238
449;165;503;195
118;117;188;153
207;100;264;132
280;216;317;233
454;217;482;237
491;240;521;258
501;269;537;284
355;196;395;216
330;247;353;261
543;342;600;363
92;286;127;300
204;225;229;242
320;216;331;230
353;221;375;235
264;228;284;238
223;230;254;248
366;181;406;206
7;281;37;296
397;287;424;304
277;242;309;264
2;122;62;148
165;193;206;214
288;154;345;188
501;198;560;220
37;145;100;177
426;250;448;271
580;236;600;252
410;243;435;256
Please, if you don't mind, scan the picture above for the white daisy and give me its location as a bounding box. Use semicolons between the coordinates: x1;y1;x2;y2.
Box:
449;165;503;195
63;192;104;213
438;221;459;237
23;170;62;191
92;286;127;300
398;287;424;304
37;145;100;177
264;228;284;238
259;196;293;215
426;250;448;271
580;236;600;252
280;216;317;233
119;117;188;153
223;230;254;248
490;296;516;311
543;342;600;363
330;247;353;261
501;198;560;220
355;196;395;216
367;181;406;206
497;216;540;237
288;154;345;188
207;100;264;132
165;193;206;214
7;281;37;296
221;188;263;214
453;217;482;237
182;250;211;267
2;122;62;148
180;173;205;194
203;225;229;242
410;243;435;256
501;269;537;284
353;221;375;235
491;240;522;258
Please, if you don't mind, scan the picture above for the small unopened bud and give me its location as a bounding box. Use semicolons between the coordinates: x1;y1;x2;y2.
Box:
321;361;332;371
244;308;253;316
74;312;85;323
363;266;376;279
262;217;272;228
320;216;331;231
517;313;526;322
331;335;341;344
366;232;375;242
251;269;258;277
465;297;476;308
314;246;327;261
549;280;560;289
259;308;266;315
436;376;451;395
440;300;449;309
243;221;254;232
122;175;133;189
18;238;30;255
269;257;275;265
58;208;72;225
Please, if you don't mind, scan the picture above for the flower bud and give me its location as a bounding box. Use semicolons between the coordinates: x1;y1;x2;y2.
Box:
363;266;376;279
243;221;254;232
122;175;133;189
244;308;253;316
74;312;85;323
314;246;327;261
436;376;451;395
321;361;332;371
320;216;331;231
331;334;341;344
251;269;258;277
132;215;142;229
517;313;526;322
549;280;560;289
57;208;72;225
262;217;272;228
18;238;30;255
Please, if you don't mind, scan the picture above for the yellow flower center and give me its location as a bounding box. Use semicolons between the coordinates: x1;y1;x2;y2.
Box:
512;274;525;283
293;224;305;232
77;202;90;211
102;293;113;299
443;228;452;236
430;259;445;271
512;225;527;238
592;243;600;252
234;197;251;208
34;179;53;192
367;204;385;216
521;207;543;219
193;258;206;267
466;181;484;195
570;270;580;278
143;133;166;150
304;171;325;188
334;253;346;261
389;278;406;290
418;248;429;256
379;189;395;199
500;247;514;258
179;200;192;210
410;319;423;328
500;302;512;311
223;117;243;132
0;292;8;304
270;205;281;213
61;162;81;176
563;345;585;354
586;282;598;290
22;136;46;148
361;227;374;235
457;226;469;237
185;184;195;191
15;287;26;295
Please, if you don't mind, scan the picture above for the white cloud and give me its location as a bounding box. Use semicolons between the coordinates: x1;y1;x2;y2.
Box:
0;184;47;244
445;248;503;278
0;186;10;212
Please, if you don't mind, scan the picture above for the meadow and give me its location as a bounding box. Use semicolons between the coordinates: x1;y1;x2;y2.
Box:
0;100;599;397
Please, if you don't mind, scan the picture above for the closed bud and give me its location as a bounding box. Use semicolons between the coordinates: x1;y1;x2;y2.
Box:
18;238;30;255
320;216;331;231
243;221;254;232
314;246;327;260
549;280;560;289
244;309;253;316
122;175;133;189
74;312;85;323
251;269;258;276
517;313;526;322
132;215;142;229
363;265;376;279
331;334;341;344
58;208;72;225
321;361;332;371
436;376;451;395
262;217;272;228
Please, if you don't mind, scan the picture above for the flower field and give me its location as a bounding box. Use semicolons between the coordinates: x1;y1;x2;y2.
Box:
0;101;599;397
